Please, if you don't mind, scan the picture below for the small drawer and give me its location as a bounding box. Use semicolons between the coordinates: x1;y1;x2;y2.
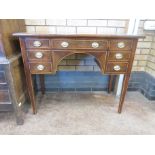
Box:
0;71;7;84
25;38;50;49
109;39;133;51
105;62;128;74
107;51;131;61
29;63;52;74
52;39;108;50
0;90;10;103
27;51;51;61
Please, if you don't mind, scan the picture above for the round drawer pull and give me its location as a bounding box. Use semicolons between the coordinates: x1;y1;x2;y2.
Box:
33;41;42;47
35;52;43;58
61;41;69;48
117;42;125;48
115;53;123;59
92;42;99;48
113;65;121;71
37;65;45;71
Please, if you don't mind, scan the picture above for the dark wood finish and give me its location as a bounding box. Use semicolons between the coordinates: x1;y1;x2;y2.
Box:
13;33;144;38
0;90;10;102
0;20;26;125
13;33;144;114
25;38;50;49
39;75;45;95
107;51;131;61
109;39;133;51
29;62;52;74
105;62;128;74
108;75;114;93
25;70;36;114
27;50;51;61
19;38;36;114
52;39;108;50
118;39;139;113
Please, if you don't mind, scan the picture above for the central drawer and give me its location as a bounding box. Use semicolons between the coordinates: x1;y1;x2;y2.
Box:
52;39;108;50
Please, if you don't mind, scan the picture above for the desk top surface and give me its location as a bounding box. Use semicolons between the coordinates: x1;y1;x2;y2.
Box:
12;33;145;39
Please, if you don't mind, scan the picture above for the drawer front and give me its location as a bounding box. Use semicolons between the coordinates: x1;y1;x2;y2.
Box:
29;63;52;74
105;62;128;74
109;39;133;51
27;50;51;61
25;38;50;49
107;51;131;61
0;90;10;103
0;71;7;84
52;39;108;50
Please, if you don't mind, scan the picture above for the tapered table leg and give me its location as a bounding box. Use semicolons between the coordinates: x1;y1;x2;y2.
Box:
39;74;45;95
108;75;114;93
118;74;130;113
26;71;36;114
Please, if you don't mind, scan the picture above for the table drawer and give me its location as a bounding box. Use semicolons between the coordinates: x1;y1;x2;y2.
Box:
109;39;133;51
107;51;131;61
27;50;51;61
25;38;50;49
29;63;52;74
105;62;128;74
52;39;108;50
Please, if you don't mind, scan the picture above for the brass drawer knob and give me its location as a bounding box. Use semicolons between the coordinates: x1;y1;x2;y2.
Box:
37;65;45;71
92;42;99;48
35;52;43;58
113;65;121;71
117;42;125;48
115;53;123;59
61;41;69;48
33;41;42;47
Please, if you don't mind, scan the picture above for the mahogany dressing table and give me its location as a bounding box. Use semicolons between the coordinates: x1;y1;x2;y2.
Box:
13;33;144;114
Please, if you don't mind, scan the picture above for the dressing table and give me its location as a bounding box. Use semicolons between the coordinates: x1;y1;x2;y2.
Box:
13;33;144;114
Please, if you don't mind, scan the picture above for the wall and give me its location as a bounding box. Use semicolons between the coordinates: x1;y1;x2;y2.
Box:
128;19;155;99
135;19;155;76
146;34;155;76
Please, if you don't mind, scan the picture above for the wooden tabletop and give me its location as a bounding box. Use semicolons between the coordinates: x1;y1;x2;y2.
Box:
12;32;145;39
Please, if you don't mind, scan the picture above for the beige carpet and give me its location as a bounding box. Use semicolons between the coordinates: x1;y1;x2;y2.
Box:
0;91;155;135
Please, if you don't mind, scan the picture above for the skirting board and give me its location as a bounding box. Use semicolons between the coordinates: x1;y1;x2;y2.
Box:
35;71;155;100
